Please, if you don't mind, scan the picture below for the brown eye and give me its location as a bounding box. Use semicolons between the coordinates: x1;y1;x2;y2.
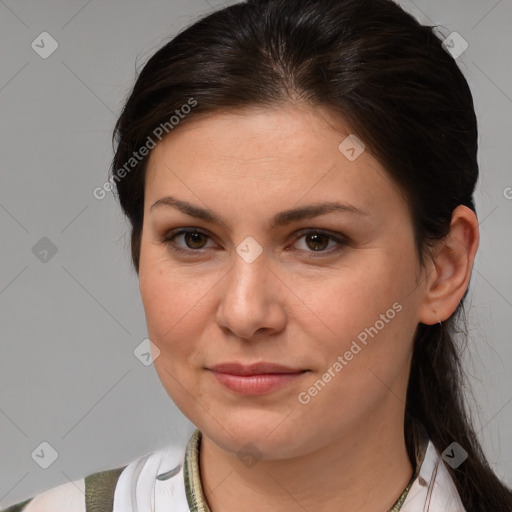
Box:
304;233;330;251
182;231;209;249
162;229;215;254
291;229;349;258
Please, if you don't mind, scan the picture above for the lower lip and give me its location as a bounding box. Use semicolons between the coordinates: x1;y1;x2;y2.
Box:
210;371;305;395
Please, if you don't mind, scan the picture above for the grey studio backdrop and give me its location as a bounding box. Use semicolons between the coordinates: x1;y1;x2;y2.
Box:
1;0;511;507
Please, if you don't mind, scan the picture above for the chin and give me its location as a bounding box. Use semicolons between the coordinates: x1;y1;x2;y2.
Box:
196;409;313;459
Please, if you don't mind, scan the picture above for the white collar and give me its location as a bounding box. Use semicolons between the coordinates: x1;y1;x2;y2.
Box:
401;441;466;511
112;435;466;512
113;443;189;512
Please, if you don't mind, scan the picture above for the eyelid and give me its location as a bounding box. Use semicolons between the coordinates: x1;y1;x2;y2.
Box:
161;228;216;253
289;228;349;258
291;227;349;244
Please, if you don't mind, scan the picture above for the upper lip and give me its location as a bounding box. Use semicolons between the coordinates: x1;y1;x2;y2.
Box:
208;362;305;375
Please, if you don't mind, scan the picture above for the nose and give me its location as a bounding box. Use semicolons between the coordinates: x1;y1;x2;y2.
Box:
215;248;287;341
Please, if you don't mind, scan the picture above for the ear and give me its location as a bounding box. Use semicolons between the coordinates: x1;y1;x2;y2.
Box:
418;205;479;325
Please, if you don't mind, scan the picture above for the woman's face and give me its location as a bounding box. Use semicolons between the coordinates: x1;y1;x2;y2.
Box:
139;105;430;459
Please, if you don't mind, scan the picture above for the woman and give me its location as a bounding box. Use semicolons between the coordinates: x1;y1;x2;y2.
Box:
3;0;511;510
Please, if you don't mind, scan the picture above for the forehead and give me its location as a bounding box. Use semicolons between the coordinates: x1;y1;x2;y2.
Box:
143;105;404;223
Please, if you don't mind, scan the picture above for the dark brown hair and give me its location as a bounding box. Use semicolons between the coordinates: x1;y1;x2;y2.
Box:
110;0;512;510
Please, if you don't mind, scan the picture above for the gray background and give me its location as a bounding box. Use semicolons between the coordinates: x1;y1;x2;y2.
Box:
1;0;511;507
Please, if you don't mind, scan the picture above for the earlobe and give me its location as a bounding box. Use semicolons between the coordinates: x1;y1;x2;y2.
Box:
418;205;479;325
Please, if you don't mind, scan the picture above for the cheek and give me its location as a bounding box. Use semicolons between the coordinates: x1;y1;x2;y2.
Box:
298;249;420;399
138;260;214;414
311;254;416;343
138;256;211;361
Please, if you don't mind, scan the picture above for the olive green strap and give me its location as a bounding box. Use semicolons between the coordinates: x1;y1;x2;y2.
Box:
0;498;33;512
1;466;127;512
184;429;210;512
85;466;127;512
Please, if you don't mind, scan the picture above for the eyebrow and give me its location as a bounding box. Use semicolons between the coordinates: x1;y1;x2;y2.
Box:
150;196;367;230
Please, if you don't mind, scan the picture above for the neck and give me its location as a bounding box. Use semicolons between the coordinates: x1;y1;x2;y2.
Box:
199;403;413;512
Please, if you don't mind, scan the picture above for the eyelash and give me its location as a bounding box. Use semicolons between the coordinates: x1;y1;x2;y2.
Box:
161;228;349;259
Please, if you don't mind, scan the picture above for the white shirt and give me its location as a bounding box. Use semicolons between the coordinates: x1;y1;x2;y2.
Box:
19;436;466;512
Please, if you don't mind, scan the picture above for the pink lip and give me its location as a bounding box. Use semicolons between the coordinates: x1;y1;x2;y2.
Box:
208;362;307;395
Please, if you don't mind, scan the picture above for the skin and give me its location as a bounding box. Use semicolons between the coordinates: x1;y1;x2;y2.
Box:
138;104;479;512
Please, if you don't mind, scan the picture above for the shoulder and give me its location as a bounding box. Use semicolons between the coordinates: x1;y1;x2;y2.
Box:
1;478;86;512
1;440;190;512
0;466;126;512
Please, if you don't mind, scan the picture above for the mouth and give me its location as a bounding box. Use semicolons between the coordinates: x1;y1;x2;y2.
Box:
207;362;309;395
